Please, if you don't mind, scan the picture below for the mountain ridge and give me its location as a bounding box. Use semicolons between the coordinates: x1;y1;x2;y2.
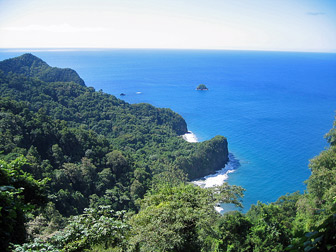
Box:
0;53;85;86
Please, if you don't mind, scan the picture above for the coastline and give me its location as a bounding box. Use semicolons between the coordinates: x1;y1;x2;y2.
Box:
192;153;240;213
182;132;238;188
192;153;239;188
182;131;198;143
182;131;239;213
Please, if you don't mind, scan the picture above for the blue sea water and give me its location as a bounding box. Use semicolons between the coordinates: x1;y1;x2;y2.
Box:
1;49;336;211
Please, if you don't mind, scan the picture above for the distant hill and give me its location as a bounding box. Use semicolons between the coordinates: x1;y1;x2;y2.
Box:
0;53;85;86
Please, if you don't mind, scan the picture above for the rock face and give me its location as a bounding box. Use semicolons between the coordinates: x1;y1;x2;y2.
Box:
0;53;85;86
177;135;229;180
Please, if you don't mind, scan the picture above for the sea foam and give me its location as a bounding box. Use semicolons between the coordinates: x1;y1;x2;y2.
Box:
192;153;240;188
182;131;239;189
182;131;198;143
192;153;240;213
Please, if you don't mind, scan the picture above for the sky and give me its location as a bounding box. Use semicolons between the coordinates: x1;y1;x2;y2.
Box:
0;0;336;52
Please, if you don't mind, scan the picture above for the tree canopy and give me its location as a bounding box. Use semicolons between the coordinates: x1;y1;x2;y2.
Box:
1;54;335;252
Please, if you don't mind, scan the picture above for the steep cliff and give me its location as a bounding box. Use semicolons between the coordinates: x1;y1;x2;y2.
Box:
176;135;229;180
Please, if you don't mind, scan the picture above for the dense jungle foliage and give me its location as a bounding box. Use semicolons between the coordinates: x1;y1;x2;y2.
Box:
0;54;229;250
0;54;335;251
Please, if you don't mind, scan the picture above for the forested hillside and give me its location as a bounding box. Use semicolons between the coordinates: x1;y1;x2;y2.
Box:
0;53;85;86
0;54;232;251
0;54;335;252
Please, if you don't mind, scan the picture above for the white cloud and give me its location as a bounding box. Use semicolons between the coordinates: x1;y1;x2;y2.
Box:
1;23;107;33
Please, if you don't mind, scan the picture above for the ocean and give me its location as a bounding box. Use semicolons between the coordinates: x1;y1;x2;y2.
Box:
1;49;336;211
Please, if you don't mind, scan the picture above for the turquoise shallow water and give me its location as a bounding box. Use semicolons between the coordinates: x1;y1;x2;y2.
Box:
1;49;336;210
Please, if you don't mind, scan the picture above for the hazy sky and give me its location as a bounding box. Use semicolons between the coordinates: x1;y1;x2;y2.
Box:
1;0;336;52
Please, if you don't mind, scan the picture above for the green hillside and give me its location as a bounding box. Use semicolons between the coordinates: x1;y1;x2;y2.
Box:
1;54;335;252
0;53;85;86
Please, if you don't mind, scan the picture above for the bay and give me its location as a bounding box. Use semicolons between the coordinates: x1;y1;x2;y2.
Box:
1;49;336;211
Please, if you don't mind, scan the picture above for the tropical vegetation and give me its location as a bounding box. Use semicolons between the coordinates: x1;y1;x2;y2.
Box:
0;54;335;251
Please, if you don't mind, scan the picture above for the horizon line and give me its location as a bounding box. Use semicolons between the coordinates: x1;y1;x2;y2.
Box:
0;47;335;54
